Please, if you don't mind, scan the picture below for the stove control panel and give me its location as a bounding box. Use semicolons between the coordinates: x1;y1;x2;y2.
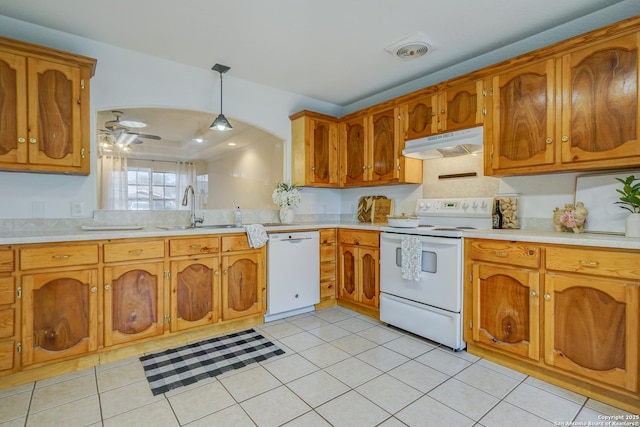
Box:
416;197;493;217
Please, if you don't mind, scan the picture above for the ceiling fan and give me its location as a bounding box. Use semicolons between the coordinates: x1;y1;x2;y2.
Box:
100;110;161;146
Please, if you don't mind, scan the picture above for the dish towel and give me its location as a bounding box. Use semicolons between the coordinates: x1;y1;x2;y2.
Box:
245;224;269;248
401;235;422;282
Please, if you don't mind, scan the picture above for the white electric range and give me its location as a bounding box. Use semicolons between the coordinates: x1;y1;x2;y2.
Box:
379;197;493;350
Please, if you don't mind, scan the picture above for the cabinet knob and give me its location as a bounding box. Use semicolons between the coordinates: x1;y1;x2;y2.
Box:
530;291;537;297
543;293;551;301
545;138;553;144
18;137;25;143
561;135;569;142
105;284;111;290
29;137;37;144
215;271;220;276
90;286;97;293
440;109;445;114
431;112;436;117
223;270;228;275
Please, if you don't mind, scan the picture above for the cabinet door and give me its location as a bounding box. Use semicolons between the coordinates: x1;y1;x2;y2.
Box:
103;262;164;346
369;108;399;184
544;274;638;392
309;118;339;186
359;247;379;308
338;245;359;302
406;95;438;139
27;57;84;169
0;51;27;165
340;117;368;186
440;80;484;133
170;257;220;332
472;263;540;360
490;59;556;172
22;269;98;365
222;252;264;320
560;34;640;167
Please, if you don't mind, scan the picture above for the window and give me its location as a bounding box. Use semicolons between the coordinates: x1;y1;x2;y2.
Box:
127;167;178;210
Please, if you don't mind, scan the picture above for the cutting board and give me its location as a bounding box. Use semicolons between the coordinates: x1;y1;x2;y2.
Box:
371;199;394;223
357;196;388;222
574;170;640;234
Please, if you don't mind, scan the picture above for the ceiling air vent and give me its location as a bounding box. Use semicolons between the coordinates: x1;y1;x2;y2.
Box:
385;32;435;61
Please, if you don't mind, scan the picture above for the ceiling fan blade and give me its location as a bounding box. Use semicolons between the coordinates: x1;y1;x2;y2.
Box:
126;131;161;140
131;139;144;144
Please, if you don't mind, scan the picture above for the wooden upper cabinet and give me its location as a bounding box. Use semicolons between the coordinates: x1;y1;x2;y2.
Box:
0;51;27;166
405;93;438;139
440;80;484;133
290;111;339;187
370;108;399;184
340;116;368;186
488;59;556;174
340;107;421;187
0;37;95;175
404;81;484;140
560;33;640;168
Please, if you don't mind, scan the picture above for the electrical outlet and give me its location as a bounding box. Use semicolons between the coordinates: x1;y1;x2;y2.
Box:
71;201;84;217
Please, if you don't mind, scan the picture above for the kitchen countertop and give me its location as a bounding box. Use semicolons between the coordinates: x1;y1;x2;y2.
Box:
0;222;388;245
1;222;640;250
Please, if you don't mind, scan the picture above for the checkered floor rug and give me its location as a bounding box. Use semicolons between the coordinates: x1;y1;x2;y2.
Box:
140;328;285;395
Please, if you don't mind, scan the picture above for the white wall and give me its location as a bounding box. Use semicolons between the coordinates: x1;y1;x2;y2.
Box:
0;15;341;219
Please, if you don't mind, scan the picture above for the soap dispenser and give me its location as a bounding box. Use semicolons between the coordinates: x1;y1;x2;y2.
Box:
235;206;242;227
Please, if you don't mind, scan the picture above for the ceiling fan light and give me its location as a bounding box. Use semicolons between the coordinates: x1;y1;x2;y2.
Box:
210;113;233;131
119;120;147;128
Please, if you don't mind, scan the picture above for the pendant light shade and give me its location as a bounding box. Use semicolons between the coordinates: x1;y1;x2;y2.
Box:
210;63;233;131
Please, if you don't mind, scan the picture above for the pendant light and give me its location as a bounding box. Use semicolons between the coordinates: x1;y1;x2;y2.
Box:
210;63;233;131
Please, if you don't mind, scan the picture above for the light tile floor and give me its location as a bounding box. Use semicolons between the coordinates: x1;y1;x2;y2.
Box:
0;306;637;426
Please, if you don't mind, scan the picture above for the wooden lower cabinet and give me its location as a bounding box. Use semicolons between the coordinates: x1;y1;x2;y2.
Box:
170;257;220;331
338;230;380;309
319;229;337;302
0;248;18;376
545;273;638;393
21;269;98;365
103;262;165;347
465;238;640;410
222;251;265;320
471;263;540;361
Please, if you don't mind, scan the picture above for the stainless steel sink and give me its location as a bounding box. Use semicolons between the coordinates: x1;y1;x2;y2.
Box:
157;224;239;230
156;225;192;230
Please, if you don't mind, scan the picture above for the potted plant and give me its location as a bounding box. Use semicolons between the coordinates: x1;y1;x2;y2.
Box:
272;182;300;223
615;175;640;237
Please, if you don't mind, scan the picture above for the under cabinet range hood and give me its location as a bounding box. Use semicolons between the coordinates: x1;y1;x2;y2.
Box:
402;126;483;159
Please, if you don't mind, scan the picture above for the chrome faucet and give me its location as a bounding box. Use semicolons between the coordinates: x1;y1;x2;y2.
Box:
182;185;204;228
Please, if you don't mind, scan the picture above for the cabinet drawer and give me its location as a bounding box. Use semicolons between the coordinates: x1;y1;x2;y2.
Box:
0;277;14;306
104;240;165;263
320;279;336;299
21;244;99;270
320;229;336;245
0;308;14;339
338;230;379;247
320;262;336;282
170;237;219;256
470;240;540;268
0;251;14;273
546;247;640;280
320;244;336;261
221;235;251;252
0;340;14;371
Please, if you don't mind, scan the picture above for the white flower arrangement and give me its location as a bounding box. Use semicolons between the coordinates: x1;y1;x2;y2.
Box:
272;182;300;208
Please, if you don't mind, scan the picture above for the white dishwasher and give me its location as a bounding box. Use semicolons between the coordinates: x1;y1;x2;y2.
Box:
265;231;320;322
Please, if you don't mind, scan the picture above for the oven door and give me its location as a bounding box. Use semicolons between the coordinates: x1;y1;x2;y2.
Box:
380;232;462;312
